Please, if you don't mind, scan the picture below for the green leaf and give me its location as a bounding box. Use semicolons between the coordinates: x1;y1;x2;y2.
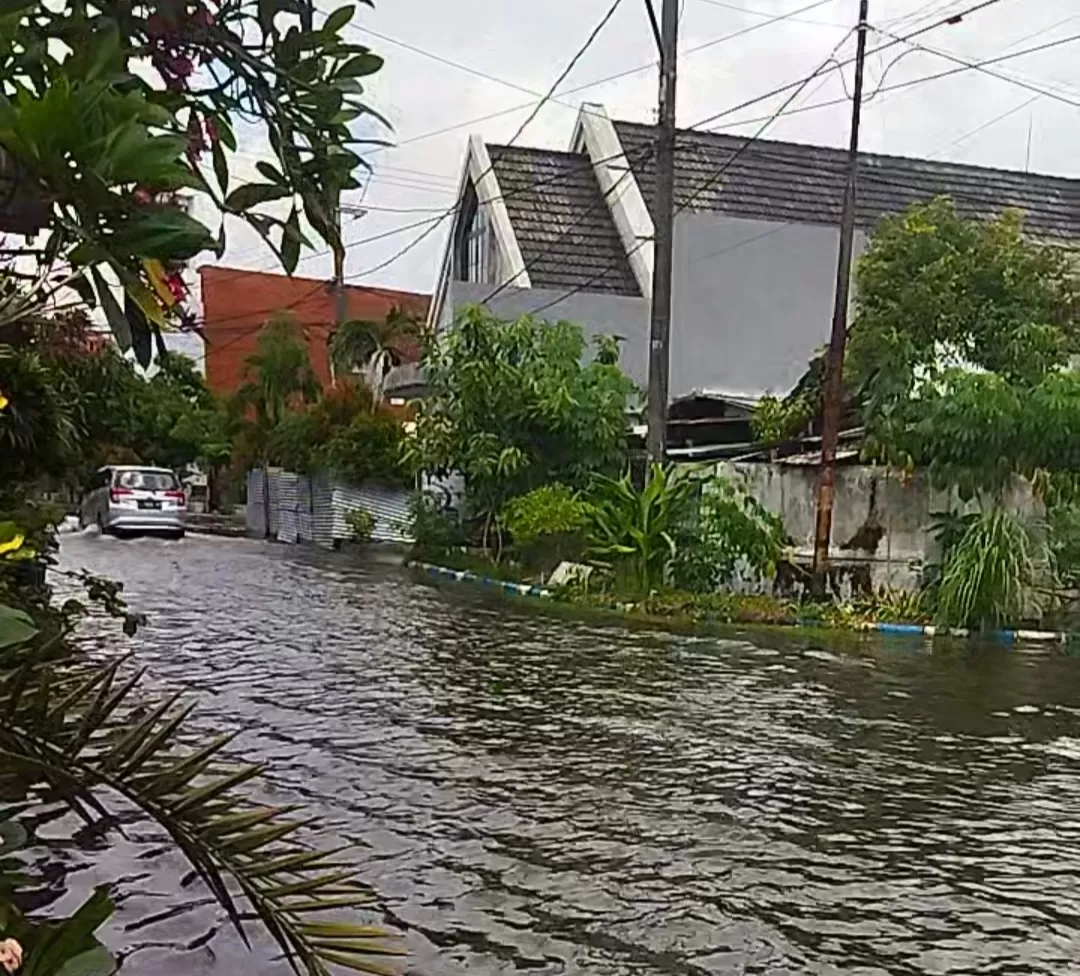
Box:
212;139;229;195
91;267;131;351
255;161;286;185
282;207;301;274
337;52;383;78
0;604;38;649
225;182;293;212
0;819;27;853
112;209;215;261
322;5;355;34
54;947;115;976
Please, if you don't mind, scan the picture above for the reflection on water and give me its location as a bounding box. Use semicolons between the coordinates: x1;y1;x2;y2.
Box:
47;533;1080;974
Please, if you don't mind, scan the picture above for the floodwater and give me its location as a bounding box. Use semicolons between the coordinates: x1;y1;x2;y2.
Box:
47;532;1080;975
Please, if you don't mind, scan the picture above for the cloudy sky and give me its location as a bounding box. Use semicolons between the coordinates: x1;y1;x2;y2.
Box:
200;0;1080;299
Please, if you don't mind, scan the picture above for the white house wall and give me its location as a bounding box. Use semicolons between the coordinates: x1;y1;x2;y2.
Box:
671;212;868;399
447;279;650;388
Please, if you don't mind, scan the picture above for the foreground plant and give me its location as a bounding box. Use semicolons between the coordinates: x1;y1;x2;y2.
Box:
933;509;1054;630
0;605;400;975
0;0;384;363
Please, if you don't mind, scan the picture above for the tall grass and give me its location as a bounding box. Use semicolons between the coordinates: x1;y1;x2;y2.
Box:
935;509;1053;630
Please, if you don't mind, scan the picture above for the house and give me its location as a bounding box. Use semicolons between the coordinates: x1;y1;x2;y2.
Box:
428;103;1080;405
199;266;429;397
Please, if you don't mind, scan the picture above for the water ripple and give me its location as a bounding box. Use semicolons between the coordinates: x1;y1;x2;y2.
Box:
45;533;1080;974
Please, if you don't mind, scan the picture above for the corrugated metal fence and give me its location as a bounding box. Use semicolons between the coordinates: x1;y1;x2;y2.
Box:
245;468;412;547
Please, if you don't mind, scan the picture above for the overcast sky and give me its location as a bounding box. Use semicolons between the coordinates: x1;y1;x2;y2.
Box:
200;0;1080;299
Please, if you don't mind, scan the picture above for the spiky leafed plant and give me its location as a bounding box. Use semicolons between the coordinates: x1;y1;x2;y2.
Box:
934;508;1055;630
329;308;418;404
0;605;401;975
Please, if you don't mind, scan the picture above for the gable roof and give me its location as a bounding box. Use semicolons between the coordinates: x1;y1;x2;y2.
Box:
486;144;640;297
614;120;1080;241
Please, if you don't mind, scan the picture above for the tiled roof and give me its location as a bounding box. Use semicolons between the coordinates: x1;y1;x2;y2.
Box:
486;144;640;297
614;121;1080;241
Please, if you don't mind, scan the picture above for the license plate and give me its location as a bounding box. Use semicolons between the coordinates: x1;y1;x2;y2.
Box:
138;500;161;510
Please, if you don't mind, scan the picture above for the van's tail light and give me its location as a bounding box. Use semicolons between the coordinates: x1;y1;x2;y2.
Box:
110;487;133;503
163;489;186;504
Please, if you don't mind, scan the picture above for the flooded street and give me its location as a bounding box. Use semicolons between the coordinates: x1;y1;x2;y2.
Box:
54;532;1080;975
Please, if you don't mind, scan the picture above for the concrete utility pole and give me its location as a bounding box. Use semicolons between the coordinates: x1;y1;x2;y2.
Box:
645;0;679;466
811;0;870;592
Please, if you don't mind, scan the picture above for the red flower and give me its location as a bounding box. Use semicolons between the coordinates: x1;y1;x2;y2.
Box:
170;54;194;78
165;272;187;303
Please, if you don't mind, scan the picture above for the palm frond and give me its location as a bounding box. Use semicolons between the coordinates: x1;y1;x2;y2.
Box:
0;642;400;976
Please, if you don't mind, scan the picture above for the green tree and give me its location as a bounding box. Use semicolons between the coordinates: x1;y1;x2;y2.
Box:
235;314;321;466
848;197;1080;625
408;307;638;541
0;0;384;364
849;195;1080;491
329;307;420;403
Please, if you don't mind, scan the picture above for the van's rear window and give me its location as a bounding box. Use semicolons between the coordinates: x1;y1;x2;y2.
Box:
115;470;178;490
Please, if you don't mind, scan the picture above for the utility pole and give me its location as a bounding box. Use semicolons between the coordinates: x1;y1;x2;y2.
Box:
811;0;870;593
329;202;367;387
645;0;679;466
331;204;346;388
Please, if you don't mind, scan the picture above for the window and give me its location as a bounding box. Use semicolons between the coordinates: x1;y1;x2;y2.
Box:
453;183;498;285
114;470;178;491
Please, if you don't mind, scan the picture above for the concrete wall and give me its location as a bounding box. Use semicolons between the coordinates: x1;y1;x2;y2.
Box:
672;213;867;398
717;461;1039;592
446;280;651;387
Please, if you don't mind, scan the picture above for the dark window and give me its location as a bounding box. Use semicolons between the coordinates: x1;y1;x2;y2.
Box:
453;182;495;284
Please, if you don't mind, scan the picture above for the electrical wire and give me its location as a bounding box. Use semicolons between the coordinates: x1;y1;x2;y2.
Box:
524;25;859;315
873;24;1080;108
924;93;1041;160
194;0;630;333
524;8;1071;315
196;0;1020;332
692;0;1009;129
692;0;846;29
706;28;1080;131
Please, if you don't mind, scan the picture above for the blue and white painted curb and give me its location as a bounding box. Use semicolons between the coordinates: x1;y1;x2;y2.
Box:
864;622;1069;643
418;563;551;600
418;563;1072;643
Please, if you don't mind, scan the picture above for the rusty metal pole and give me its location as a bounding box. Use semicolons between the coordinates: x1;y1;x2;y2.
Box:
645;0;679;467
811;0;869;595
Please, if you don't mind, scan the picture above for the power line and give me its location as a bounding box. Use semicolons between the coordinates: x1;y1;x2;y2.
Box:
526;11;1064;316
195;0;629;330
692;0;1009;129
924;93;1041;159
526;26;859;315
196;0;1024;331
874;25;1080;108
691;0;847;29
706;27;1080;131
355;0;840;160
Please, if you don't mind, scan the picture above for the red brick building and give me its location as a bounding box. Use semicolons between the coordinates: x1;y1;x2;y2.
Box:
199;266;429;396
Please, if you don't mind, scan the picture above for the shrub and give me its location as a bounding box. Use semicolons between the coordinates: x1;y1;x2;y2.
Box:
669;476;786;593
934;509;1054;629
346;506;376;542
585;464;698;594
502;483;592;571
408;489;465;557
317;409;406;486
